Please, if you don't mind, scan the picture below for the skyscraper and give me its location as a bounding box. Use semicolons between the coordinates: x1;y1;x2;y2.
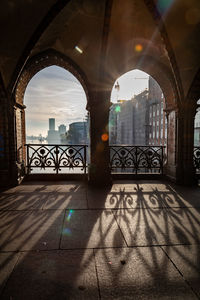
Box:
47;118;60;144
58;124;66;135
49;118;55;131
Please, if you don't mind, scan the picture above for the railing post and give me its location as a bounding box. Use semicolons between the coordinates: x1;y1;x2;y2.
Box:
135;146;138;175
56;145;58;174
161;146;163;174
26;144;29;174
84;145;87;175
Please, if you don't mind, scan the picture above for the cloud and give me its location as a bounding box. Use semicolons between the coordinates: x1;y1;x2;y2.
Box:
24;66;87;136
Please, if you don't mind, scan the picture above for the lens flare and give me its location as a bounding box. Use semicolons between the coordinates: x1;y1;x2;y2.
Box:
157;0;174;15
75;46;83;54
63;228;71;236
67;209;74;221
115;105;121;112
135;44;143;52
101;133;109;142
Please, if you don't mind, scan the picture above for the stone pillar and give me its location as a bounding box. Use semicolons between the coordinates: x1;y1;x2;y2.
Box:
14;103;26;181
88;90;111;186
176;103;197;185
0;75;18;187
0;77;9;186
165;103;197;185
9;104;19;186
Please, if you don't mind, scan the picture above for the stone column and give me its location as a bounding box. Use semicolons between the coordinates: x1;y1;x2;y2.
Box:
176;103;197;185
165;103;197;185
14;103;26;181
88;90;112;186
0;75;18;187
0;77;9;186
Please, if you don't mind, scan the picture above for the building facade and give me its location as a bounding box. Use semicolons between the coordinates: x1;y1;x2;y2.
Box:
194;105;200;147
109;77;167;146
47;118;62;144
148;77;167;146
66;121;88;145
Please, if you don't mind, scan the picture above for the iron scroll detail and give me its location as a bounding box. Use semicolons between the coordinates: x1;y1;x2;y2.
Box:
109;145;164;174
26;144;87;174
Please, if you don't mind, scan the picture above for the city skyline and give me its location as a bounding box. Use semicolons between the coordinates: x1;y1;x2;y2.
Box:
24;66;149;136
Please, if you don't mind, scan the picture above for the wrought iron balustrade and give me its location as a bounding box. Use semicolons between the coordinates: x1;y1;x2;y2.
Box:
24;144;200;176
25;144;88;174
109;145;165;174
194;147;200;174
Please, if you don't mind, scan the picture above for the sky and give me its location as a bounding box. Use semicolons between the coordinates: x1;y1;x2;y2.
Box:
111;70;149;102
24;66;149;136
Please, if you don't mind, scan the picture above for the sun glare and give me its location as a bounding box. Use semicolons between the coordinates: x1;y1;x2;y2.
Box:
111;69;149;103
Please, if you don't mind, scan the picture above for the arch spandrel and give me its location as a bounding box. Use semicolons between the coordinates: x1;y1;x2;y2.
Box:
107;55;177;110
187;67;200;106
15;49;90;108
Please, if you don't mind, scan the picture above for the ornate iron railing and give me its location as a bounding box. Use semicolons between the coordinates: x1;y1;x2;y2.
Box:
109;145;165;174
24;144;200;176
194;147;200;174
25;144;88;174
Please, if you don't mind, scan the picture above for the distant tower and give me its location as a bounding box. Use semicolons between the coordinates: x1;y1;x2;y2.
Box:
49;118;55;131
58;124;66;134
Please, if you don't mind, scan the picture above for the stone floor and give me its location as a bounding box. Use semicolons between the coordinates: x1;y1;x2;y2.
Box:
0;180;200;299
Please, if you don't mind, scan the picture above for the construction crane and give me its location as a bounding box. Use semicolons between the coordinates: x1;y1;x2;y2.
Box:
133;77;149;80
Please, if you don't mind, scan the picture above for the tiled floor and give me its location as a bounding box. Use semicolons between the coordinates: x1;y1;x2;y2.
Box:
0;180;200;299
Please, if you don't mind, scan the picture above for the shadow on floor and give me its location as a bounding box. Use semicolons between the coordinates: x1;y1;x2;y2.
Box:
0;180;199;299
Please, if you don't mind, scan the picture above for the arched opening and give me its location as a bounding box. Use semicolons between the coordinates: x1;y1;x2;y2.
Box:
13;50;91;178
24;66;88;145
109;69;167;175
21;65;89;175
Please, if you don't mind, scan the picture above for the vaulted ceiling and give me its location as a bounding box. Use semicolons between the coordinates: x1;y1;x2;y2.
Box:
1;0;200;105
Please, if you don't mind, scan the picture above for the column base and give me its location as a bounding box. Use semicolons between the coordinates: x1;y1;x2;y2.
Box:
88;164;112;187
165;163;198;186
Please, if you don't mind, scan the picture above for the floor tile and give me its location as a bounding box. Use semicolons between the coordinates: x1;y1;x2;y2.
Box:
0;210;64;251
164;207;200;244
163;245;200;298
0;252;20;295
43;191;87;209
61;210;126;249
1;250;99;300
0;193;47;210
114;208;197;246
87;187;163;209
158;184;200;208
94;247;196;299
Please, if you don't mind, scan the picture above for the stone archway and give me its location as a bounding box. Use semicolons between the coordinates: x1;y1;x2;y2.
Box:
14;49;91;180
107;55;180;181
15;49;90;106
